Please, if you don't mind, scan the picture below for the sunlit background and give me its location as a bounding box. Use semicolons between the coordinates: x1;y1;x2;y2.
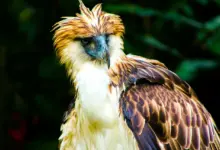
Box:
1;0;220;149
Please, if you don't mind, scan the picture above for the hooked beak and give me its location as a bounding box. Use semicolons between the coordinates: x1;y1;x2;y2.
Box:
93;35;110;68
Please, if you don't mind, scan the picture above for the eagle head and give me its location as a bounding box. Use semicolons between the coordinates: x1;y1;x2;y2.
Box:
53;0;125;75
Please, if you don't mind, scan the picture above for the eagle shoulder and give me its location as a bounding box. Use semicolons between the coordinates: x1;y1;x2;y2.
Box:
109;55;220;150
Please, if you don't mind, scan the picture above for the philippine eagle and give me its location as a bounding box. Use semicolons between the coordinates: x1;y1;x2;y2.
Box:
53;1;220;150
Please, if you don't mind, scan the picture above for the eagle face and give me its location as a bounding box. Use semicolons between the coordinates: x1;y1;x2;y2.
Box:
53;1;125;70
76;34;110;67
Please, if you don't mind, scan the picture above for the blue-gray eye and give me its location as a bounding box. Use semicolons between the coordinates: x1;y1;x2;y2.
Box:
81;37;92;46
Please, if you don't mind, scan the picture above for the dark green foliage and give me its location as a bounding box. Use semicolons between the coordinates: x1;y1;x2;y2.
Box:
2;0;220;149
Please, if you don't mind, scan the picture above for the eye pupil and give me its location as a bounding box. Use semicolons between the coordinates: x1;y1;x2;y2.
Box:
81;38;92;45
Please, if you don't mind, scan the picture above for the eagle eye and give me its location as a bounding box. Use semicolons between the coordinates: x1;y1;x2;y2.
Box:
80;37;93;46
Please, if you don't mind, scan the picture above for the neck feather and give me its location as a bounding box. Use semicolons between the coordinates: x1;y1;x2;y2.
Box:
71;48;124;129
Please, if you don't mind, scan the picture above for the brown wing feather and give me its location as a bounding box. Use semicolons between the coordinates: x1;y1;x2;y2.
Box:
109;55;220;150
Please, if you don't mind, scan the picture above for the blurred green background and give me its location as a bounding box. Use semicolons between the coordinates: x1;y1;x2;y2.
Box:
1;0;220;149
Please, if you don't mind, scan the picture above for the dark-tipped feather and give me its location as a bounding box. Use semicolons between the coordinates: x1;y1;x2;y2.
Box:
112;55;220;150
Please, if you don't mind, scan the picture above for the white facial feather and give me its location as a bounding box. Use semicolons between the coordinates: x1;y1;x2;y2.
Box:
108;35;124;66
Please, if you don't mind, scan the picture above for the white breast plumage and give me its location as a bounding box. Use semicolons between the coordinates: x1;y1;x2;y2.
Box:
59;62;138;150
75;62;118;128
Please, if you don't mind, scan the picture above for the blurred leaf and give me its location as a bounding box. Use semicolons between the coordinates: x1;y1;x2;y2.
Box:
169;1;193;17
143;35;168;49
197;16;220;55
39;56;65;79
142;35;181;57
9;0;25;16
19;21;37;43
182;4;194;17
105;4;202;28
164;11;203;28
204;16;220;31
176;59;218;81
15;6;36;43
124;39;141;55
196;0;209;5
19;7;35;22
105;4;160;17
215;0;220;5
197;30;207;41
206;30;220;55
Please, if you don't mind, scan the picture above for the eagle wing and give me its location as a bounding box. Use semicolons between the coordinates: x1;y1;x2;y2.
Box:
109;55;220;150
